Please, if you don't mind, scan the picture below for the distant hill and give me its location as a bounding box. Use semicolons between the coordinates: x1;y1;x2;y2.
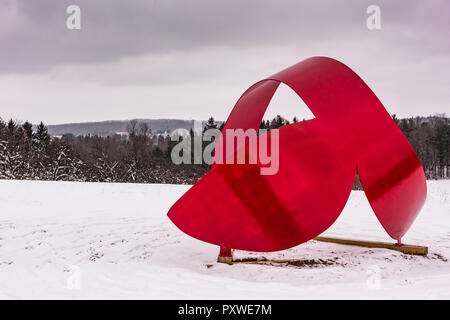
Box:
38;114;449;137
43;119;222;137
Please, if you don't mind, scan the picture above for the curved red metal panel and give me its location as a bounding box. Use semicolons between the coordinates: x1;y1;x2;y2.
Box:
167;57;427;252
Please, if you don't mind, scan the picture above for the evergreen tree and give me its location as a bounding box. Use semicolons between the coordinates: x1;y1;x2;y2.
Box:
22;121;33;139
7;119;16;135
204;117;217;131
0;118;6;136
432;119;450;178
35;121;50;149
392;114;400;126
270;115;289;129
259;120;268;130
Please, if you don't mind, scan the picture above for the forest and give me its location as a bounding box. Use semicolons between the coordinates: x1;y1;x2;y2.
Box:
0;115;448;185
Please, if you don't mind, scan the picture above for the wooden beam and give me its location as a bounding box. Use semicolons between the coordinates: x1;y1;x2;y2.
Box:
313;236;428;256
217;237;428;265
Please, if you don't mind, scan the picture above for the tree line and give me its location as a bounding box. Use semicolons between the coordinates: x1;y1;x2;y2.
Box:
392;115;449;179
0;118;210;184
0;115;448;185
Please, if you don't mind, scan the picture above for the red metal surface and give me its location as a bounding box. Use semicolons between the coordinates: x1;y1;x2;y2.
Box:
168;57;427;252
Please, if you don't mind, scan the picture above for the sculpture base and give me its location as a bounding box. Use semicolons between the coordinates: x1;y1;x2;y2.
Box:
217;256;234;265
217;246;234;265
216;237;428;265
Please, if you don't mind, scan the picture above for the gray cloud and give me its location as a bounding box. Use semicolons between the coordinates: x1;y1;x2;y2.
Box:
2;0;447;73
0;0;449;123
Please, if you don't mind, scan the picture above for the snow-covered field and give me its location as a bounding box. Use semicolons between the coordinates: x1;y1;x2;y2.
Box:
0;179;449;299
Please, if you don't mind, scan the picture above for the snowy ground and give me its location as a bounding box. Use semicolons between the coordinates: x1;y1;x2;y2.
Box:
0;179;449;299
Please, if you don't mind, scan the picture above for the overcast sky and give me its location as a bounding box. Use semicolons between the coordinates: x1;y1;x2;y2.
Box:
0;0;449;124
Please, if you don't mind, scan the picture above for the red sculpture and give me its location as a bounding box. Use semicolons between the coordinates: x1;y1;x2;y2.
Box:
168;57;427;253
